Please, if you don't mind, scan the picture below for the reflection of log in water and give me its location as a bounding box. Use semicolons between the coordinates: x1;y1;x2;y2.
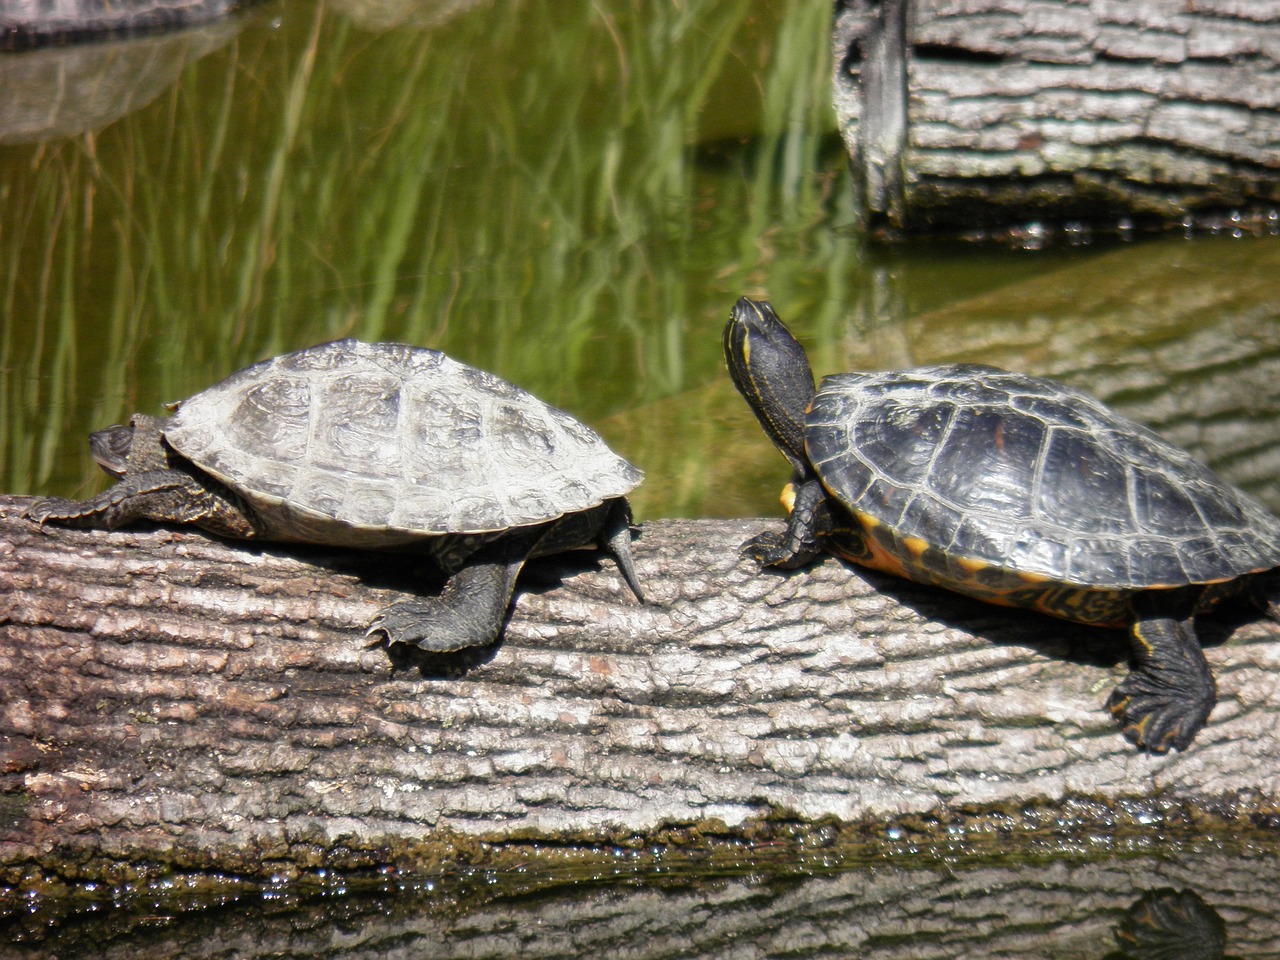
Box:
1114;889;1226;960
839;238;1280;508
0;20;242;144
622;237;1280;522
3;507;1280;905
0;0;248;50
833;1;1280;230
5;849;1268;957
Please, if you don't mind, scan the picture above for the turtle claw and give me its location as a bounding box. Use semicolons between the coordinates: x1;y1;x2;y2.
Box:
367;599;501;653
742;530;790;566
1108;612;1217;753
23;497;70;526
368;551;524;654
742;528;823;570
1105;676;1215;754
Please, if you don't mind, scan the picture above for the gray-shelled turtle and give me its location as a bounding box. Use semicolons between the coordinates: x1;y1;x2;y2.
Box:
724;296;1280;753
27;339;644;651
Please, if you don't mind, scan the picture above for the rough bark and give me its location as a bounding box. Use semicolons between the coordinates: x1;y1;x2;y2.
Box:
3;498;1280;905
833;0;1280;231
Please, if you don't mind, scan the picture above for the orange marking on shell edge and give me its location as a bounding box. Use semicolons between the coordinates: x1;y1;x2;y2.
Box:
853;509;880;529
780;482;797;513
1017;570;1051;584
975;593;1022;611
829;512;911;580
852;535;914;580
956;555;989;575
902;536;929;559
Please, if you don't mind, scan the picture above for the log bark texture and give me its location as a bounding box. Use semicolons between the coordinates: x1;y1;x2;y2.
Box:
3;499;1280;895
833;0;1280;230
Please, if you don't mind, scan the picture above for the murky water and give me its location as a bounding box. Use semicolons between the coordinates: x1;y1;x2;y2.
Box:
3;0;1280;951
8;0;1276;522
7;843;1280;957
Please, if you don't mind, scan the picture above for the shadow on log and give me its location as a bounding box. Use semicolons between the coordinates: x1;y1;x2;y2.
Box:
834;0;1280;231
2;501;1280;907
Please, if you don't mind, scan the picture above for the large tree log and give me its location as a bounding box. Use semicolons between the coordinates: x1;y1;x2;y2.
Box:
2;499;1280;907
833;0;1280;231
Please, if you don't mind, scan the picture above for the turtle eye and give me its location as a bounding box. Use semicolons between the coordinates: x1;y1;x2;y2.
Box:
89;425;134;477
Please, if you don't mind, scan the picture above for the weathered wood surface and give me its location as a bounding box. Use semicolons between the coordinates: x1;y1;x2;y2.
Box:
3;499;1280;896
834;0;1280;231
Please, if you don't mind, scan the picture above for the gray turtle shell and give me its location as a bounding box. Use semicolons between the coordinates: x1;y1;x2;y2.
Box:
806;364;1280;589
166;340;642;549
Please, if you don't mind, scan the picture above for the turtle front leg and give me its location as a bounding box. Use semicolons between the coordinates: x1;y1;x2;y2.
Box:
1106;604;1216;754
369;543;528;653
744;476;832;569
26;470;257;540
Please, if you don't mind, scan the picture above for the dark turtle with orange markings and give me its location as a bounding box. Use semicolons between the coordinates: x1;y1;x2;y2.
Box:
724;296;1280;753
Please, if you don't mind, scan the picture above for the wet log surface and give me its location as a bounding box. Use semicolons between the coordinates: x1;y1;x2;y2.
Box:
3;500;1280;908
5;847;1279;957
833;0;1280;230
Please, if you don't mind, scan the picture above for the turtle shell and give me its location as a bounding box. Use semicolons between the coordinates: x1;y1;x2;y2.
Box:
165;340;642;548
805;364;1280;591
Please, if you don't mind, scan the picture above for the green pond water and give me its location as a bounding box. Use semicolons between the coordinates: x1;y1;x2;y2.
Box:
3;0;1280;952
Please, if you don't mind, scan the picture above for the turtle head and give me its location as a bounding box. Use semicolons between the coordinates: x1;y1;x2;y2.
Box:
88;414;174;478
89;424;134;477
723;297;815;475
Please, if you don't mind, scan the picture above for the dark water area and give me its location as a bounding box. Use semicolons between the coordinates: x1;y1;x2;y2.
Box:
3;0;1280;952
7;0;1275;523
7;842;1280;957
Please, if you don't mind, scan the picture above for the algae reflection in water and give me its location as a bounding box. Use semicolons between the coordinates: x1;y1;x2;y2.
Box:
0;0;850;518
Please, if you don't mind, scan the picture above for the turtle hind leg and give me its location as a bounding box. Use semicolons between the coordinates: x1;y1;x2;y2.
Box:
1243;568;1280;622
598;497;644;603
369;537;532;653
372;501;645;654
1106;601;1216;754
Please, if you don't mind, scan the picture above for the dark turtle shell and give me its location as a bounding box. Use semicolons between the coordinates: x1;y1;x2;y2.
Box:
805;364;1280;593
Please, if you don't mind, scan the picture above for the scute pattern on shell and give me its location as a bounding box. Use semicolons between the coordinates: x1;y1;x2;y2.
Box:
806;364;1280;588
165;340;642;543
